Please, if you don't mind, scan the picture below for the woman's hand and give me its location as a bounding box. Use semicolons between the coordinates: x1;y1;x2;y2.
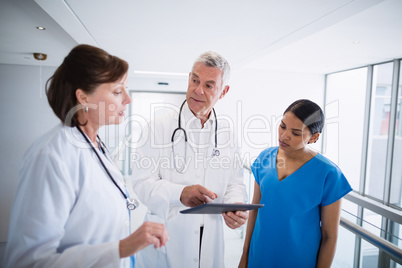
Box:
119;221;168;258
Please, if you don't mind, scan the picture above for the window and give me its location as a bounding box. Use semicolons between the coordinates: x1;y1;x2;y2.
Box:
390;61;402;207
365;62;394;200
327;59;402;267
325;67;367;191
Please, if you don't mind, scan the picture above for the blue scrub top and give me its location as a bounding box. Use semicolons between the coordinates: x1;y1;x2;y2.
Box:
249;147;352;268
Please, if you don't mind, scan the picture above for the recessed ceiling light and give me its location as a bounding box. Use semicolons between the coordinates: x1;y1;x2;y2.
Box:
353;41;360;44
36;26;46;30
33;53;47;61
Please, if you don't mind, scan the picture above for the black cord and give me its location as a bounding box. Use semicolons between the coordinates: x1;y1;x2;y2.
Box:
172;99;217;148
212;108;217;148
77;126;128;200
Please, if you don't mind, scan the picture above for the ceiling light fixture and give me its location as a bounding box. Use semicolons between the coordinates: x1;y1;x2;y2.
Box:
36;26;46;30
353;41;360;44
33;53;47;61
133;70;188;76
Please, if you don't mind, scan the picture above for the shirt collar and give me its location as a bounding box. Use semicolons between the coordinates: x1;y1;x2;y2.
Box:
182;101;215;129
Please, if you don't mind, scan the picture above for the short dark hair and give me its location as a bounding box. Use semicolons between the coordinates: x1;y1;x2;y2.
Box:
284;99;325;134
46;44;129;127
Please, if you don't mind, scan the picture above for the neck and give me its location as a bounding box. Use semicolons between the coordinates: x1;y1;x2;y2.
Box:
76;112;100;143
279;147;314;162
198;117;208;128
81;125;98;143
192;110;212;128
77;121;99;144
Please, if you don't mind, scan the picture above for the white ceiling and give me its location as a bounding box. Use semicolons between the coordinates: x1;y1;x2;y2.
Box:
0;0;401;76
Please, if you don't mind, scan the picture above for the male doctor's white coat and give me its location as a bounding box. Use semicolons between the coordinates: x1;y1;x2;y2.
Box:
131;102;247;268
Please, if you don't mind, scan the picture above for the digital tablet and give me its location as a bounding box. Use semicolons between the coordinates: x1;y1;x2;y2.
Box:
180;203;264;214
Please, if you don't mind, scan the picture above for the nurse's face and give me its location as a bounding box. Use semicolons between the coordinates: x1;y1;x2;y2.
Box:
85;73;131;126
278;112;315;152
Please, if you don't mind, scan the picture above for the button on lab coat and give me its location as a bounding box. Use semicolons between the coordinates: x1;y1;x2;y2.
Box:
131;103;247;268
4;124;131;268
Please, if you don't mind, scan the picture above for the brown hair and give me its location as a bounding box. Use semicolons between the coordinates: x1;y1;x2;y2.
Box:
46;44;129;127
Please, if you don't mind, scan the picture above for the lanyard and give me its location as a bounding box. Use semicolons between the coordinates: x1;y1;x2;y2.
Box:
77;126;137;210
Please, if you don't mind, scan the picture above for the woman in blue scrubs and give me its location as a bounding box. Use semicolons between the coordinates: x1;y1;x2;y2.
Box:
239;99;352;268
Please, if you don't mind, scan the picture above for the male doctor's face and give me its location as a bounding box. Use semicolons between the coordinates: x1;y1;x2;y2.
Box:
186;63;229;122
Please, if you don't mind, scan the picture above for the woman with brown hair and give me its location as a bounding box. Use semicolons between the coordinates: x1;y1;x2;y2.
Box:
4;44;168;268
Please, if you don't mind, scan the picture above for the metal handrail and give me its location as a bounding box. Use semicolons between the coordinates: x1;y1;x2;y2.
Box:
344;191;402;225
340;217;402;264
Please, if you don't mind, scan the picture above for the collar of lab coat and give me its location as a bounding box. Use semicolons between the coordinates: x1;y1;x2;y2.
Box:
181;101;215;154
182;101;215;130
66;125;125;188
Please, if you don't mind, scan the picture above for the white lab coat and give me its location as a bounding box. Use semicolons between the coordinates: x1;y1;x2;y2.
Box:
131;102;247;268
4;124;131;268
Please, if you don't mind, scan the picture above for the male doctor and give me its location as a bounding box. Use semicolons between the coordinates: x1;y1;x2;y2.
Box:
131;51;248;268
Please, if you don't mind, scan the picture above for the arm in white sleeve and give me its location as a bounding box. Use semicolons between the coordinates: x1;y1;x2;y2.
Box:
4;151;121;268
222;145;248;204
130;123;186;221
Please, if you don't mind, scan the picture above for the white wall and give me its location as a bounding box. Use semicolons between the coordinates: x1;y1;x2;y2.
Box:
217;67;325;161
127;67;325;167
0;64;59;259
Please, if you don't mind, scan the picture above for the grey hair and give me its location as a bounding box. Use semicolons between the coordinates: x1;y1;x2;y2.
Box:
193;51;231;87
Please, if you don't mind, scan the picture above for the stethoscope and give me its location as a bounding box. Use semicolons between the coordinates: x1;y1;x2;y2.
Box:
171;100;220;173
77;126;138;210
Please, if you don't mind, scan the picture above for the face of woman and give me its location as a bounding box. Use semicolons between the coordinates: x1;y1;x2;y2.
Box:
278;112;314;153
84;73;131;127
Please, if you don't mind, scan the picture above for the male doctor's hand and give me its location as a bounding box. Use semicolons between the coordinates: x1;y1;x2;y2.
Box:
180;184;217;207
222;205;249;229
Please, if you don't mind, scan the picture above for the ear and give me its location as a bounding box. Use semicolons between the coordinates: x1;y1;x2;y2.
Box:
75;89;88;105
308;132;320;144
219;85;230;99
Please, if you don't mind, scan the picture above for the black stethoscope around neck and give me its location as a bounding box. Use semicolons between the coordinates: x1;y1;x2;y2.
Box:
171;100;220;173
77;126;138;210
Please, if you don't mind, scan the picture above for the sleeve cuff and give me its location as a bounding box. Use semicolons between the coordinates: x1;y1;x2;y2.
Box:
170;184;186;206
111;240;122;266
